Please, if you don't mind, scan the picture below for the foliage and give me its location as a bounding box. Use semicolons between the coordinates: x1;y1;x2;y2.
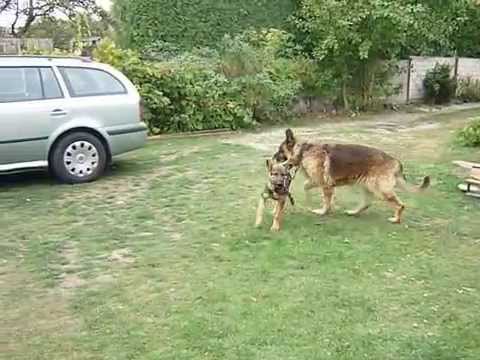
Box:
94;40;254;134
398;0;470;57
457;117;480;147
397;0;480;58
456;77;480;103
218;30;302;121
24;19;75;50
292;0;422;110
112;0;296;50
24;47;73;56
455;0;480;57
423;63;456;104
72;13;91;53
25;15;111;51
94;32;302;133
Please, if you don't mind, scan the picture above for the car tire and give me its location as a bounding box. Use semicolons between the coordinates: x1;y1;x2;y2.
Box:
50;132;107;184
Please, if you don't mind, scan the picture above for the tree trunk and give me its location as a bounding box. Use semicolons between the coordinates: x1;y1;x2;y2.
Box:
17;0;35;37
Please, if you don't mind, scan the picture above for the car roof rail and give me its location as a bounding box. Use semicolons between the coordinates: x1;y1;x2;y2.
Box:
0;55;93;62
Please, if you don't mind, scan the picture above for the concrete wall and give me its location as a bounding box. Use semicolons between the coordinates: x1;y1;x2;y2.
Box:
408;56;456;102
457;57;480;81
388;56;480;104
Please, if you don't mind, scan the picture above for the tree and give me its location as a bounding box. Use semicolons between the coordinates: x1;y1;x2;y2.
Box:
0;0;102;37
455;1;480;57
399;0;471;57
293;0;423;109
24;18;75;49
25;12;112;50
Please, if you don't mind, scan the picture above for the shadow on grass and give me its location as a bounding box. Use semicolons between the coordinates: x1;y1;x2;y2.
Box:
0;170;53;188
0;161;145;190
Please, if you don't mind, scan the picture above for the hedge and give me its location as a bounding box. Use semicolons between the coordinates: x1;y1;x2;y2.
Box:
113;0;297;50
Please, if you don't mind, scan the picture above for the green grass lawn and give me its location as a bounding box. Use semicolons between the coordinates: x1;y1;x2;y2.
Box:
1;109;480;360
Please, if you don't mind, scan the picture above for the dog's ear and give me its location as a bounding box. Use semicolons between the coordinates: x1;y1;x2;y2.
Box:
266;159;273;172
285;128;295;146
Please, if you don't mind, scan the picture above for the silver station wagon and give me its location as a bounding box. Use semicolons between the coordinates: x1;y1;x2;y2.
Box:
0;56;147;183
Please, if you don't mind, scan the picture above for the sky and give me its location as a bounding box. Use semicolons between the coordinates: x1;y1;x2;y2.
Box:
0;0;112;27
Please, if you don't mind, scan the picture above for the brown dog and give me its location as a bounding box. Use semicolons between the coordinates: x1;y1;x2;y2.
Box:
255;160;295;231
274;129;430;224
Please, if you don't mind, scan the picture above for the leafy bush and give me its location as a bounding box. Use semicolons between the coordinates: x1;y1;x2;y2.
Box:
456;77;480;103
94;40;253;134
218;31;302;122
423;63;456;104
292;0;423;110
457;118;480;147
93;31;302;134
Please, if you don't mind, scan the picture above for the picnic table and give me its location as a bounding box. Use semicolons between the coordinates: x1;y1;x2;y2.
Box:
454;161;480;199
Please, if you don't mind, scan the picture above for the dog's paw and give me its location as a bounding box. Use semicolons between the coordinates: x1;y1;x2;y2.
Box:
311;208;329;216
345;210;359;216
388;217;401;224
270;225;280;232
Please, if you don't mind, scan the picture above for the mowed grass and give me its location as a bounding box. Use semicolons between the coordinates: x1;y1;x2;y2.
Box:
1;109;480;360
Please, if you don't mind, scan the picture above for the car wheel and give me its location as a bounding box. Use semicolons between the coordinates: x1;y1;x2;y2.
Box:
50;132;107;184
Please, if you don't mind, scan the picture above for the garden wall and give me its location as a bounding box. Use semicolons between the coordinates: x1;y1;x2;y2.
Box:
389;56;480;104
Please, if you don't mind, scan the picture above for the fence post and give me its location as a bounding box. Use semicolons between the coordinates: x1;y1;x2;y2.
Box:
454;52;459;82
406;57;412;104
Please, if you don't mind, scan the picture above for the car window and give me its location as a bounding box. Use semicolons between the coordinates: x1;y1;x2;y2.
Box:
0;67;43;103
40;67;63;99
59;67;126;97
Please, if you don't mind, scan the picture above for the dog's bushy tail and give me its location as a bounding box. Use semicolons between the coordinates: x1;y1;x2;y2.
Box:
396;166;430;193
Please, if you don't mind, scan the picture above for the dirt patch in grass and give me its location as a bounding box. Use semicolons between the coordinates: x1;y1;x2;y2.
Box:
60;273;87;289
53;145;203;208
54;167;169;209
225;106;478;155
108;248;135;264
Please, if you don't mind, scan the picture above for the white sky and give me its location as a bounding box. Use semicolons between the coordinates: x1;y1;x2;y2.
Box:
0;0;112;27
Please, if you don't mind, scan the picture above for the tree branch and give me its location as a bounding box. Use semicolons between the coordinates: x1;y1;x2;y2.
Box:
7;0;100;37
0;0;14;14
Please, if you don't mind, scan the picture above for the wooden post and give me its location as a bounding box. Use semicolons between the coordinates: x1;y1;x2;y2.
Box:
454;52;459;82
406;57;412;104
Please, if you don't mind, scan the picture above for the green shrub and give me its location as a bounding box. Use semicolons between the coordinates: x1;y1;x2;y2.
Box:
94;33;302;134
423;63;456;104
457;118;480;147
456;77;480;102
94;40;253;134
218;31;302;122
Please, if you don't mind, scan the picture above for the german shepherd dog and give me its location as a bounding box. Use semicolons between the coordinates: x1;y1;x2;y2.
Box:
255;159;296;231
274;129;430;224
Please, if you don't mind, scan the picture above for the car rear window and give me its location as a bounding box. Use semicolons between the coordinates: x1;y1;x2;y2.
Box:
0;67;63;103
0;67;43;102
59;67;126;97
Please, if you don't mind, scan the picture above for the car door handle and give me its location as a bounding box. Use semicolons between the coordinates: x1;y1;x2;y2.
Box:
50;109;68;117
